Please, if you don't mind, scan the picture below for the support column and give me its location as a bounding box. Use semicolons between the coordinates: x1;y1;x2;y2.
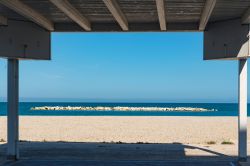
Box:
238;58;248;162
7;59;19;160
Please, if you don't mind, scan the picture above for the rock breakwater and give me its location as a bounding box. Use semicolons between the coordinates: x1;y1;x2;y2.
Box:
31;106;215;112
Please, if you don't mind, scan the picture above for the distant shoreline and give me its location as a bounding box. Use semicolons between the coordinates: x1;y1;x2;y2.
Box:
0;102;244;116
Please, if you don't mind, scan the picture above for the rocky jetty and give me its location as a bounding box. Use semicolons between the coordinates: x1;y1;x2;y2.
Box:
30;106;215;112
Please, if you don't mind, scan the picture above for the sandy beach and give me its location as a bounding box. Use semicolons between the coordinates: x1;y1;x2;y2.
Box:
0;116;249;144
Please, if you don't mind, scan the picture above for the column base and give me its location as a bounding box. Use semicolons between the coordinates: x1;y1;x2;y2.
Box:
238;157;247;162
6;155;18;161
239;161;250;166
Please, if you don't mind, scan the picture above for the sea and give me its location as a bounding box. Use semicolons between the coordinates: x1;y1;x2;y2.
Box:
0;102;249;116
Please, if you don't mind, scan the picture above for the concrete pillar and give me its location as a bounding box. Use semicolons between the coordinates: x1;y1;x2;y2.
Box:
238;58;248;162
7;59;19;160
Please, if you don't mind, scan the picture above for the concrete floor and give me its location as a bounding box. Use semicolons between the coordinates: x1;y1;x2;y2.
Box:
1;160;238;166
0;142;248;166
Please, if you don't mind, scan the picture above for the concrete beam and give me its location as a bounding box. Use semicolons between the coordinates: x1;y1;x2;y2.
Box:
242;7;250;24
0;0;54;31
54;22;198;32
156;0;166;31
103;0;128;31
50;0;91;31
199;0;216;31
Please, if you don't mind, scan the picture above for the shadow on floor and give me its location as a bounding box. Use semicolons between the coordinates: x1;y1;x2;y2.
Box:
0;141;242;166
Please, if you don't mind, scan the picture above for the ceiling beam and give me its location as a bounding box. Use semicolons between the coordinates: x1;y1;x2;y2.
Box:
0;0;54;31
55;22;199;32
103;0;128;31
156;0;166;31
0;15;7;25
199;0;216;31
50;0;91;31
242;7;250;24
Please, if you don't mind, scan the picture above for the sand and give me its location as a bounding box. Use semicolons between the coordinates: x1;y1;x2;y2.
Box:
0;116;249;144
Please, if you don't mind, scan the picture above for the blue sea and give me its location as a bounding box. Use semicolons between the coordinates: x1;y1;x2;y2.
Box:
0;102;249;116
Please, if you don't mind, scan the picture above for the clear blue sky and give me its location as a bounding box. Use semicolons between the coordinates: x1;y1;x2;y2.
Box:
0;32;242;102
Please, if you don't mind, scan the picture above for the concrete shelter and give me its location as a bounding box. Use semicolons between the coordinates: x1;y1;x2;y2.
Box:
0;0;249;163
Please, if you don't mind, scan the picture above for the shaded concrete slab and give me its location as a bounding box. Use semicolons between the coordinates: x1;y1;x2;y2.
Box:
239;161;250;166
2;160;235;166
0;142;246;166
